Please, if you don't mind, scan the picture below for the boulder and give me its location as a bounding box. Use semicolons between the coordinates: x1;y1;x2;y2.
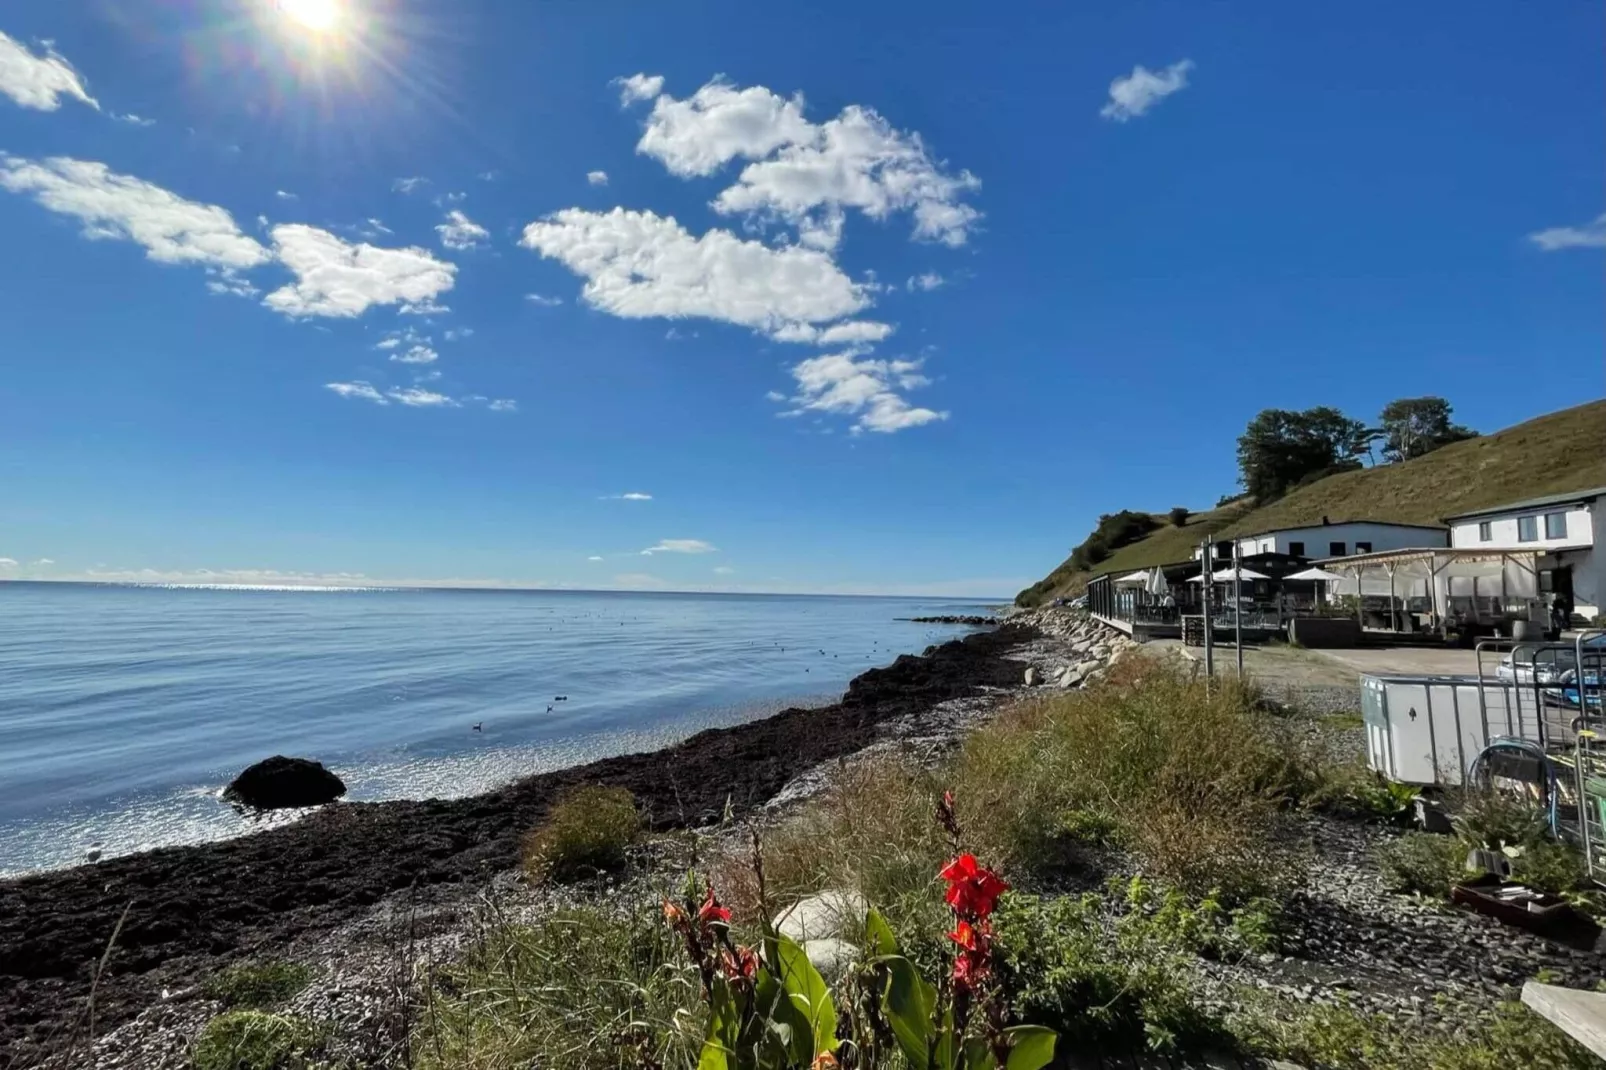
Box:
774;889;868;944
802;937;859;980
223;756;346;810
1023;666;1041;687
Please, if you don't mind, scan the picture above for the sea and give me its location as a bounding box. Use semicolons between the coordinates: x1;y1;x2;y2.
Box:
0;582;995;876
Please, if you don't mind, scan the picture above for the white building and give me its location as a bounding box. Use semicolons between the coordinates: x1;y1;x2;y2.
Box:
1196;521;1449;562
1444;487;1605;618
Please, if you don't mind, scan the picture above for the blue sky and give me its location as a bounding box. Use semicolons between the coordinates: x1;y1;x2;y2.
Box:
0;1;1600;597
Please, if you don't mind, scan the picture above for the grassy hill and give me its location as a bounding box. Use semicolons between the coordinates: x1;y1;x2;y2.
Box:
1017;399;1606;606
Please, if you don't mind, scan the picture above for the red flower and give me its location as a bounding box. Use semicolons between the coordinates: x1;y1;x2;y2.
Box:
947;920;979;951
940;855;1010;919
697;887;732;927
952;947;991;990
721;945;759;981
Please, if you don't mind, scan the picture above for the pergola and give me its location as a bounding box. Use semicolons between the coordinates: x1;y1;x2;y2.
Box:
1316;547;1543;632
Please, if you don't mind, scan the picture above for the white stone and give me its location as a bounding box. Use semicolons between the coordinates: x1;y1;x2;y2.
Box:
802;937;859;980
1023;666;1041;686
773;889;869;944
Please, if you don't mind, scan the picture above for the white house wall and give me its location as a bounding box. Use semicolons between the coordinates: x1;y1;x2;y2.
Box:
1449;501;1596;553
1237;522;1446;558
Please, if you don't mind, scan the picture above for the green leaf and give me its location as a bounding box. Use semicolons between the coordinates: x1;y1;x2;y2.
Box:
878;954;936;1070
774;935;838;1055
865;909;900;958
697;979;740;1070
1002;1026;1056;1070
963;1036;998;1070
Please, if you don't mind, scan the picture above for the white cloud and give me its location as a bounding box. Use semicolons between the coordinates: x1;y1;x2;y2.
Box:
326;380;388;404
586;170;609;186
275;189;298;200
642;539;717;555
630;77;980;248
525;292;563;307
414;368;443;382
615;72;665;106
375;327;427;351
387;386;457;407
34;558;55;565
205;271;259;298
478;170;501;182
264;224;457;318
487;398;517;412
362;218;392;236
1529;213;1606;251
710;103;981;248
0;155;271;272
1101;59;1194;122
713;566;735;575
783;352;945;433
601;492;653;501
436;209;489;250
114;112;155;127
637;80;814;177
0;557;18;568
907;272;944;291
772;320;895;346
390;343;438;365
443;326;474;341
439;191;467;204
393;176;429;193
588;555;605;562
0;32;98;111
520;207;868;333
399;298;450;316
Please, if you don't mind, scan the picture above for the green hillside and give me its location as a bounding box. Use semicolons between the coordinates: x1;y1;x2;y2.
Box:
1017;399;1606;606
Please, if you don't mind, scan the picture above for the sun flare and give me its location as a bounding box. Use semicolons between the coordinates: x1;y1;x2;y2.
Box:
279;0;341;32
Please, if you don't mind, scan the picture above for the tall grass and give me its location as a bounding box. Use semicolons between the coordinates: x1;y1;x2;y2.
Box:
412;905;702;1070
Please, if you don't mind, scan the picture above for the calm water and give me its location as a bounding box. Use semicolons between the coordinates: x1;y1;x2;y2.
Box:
0;582;991;875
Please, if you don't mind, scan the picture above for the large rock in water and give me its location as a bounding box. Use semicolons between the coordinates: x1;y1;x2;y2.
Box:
223;756;346;810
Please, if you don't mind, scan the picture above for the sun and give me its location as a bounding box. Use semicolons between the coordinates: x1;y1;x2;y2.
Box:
278;0;341;32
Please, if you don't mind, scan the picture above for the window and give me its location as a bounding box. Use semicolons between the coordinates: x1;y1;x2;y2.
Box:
1545;512;1568;539
1518;515;1538;542
1478;521;1491;542
1214;541;1232;560
1329;541;1346;556
1355;541;1372;553
1288;541;1305;557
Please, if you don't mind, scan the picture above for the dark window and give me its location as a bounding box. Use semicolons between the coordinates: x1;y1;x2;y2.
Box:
1545;512;1568;539
1355;541;1372;553
1214;541;1232;559
1288;541;1305;557
1329;541;1346;556
1478;521;1491;542
1518;515;1538;542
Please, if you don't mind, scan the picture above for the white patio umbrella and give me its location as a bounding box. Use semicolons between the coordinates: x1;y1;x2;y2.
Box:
1113;570;1151;587
1146;566;1170;597
1208;566;1269;582
1285;566;1347;583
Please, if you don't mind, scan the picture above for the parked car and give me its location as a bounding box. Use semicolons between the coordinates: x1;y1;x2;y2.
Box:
1496;636;1606;708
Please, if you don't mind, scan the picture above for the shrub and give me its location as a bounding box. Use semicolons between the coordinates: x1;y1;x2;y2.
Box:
1066;511;1160;571
521;784;642;883
1376;831;1467;896
413;906;701;1070
993;892;1233;1056
1305;765;1418;823
1507;839;1589;896
1168;507;1190;527
1255;1000;1599;1070
203;960;312;1009
953;661;1307;902
1454;789;1549;853
192;1010;322;1070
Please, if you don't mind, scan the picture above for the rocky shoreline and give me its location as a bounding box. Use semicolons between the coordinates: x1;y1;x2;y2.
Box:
0;622;1038;1066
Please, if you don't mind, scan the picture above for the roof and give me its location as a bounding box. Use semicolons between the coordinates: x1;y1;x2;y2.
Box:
1314;545;1551;569
1441;486;1606;523
1236;519;1448;538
